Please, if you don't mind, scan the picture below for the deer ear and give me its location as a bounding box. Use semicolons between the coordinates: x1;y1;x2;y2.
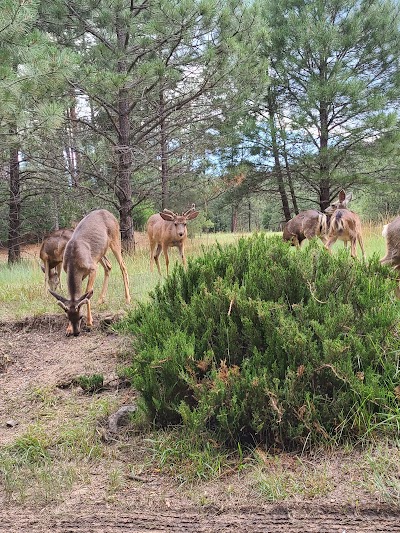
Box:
345;192;353;203
186;210;199;220
338;190;346;202
160;212;175;221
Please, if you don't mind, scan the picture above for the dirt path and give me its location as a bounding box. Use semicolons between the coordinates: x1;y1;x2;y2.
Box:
0;316;399;532
1;502;400;532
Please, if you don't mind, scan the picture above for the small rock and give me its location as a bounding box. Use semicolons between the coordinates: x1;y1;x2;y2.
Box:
6;419;18;428
107;404;137;434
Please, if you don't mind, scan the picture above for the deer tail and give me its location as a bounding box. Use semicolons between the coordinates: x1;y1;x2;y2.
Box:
382;224;388;238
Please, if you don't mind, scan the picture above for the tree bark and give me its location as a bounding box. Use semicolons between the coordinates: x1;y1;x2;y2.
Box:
231;204;239;232
319;102;330;211
159;87;169;210
67;93;82;187
318;57;330;212
116;16;134;253
8;130;21;264
267;88;291;222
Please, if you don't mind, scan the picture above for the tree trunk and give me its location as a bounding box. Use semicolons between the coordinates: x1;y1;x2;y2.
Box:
116;17;134;253
318;58;330;212
267;88;291;222
231;204;239;232
159;88;169;210
8;134;21;264
319;103;330;211
67;93;82;187
281;133;299;215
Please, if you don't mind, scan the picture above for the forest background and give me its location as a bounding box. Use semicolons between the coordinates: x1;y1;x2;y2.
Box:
1;0;400;263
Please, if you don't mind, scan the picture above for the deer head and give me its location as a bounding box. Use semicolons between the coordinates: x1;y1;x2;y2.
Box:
49;289;94;336
324;190;353;215
159;208;199;240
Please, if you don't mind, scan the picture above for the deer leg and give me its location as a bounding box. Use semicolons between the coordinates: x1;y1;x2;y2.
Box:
349;238;357;258
154;244;162;276
357;234;366;261
83;269;97;328
149;241;155;272
178;243;186;267
56;263;62;289
324;236;338;254
98;257;112;304
44;261;50;294
162;244;170;276
109;243;131;303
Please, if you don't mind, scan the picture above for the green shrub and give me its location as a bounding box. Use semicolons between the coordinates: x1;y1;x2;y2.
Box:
119;235;400;449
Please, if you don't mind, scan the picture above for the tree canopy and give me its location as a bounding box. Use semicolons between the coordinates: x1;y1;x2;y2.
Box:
1;0;400;260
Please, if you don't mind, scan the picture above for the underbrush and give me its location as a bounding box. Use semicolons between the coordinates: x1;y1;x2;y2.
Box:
118;234;400;449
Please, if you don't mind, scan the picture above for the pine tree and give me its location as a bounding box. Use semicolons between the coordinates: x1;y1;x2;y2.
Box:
265;0;400;210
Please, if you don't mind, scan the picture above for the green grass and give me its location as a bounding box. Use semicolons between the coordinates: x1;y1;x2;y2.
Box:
0;232;246;321
0;396;117;503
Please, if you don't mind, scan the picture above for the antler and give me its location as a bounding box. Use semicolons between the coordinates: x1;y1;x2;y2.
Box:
182;203;196;217
162;208;177;217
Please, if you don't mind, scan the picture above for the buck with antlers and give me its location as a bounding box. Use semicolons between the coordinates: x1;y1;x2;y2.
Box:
40;228;73;292
283;210;328;247
380;216;400;297
324;189;365;260
147;205;199;276
49;209;131;336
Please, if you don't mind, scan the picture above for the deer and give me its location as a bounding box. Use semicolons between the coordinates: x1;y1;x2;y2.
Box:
380;216;400;297
40;228;74;292
324;189;366;260
147;205;199;276
49;209;131;336
283;210;328;247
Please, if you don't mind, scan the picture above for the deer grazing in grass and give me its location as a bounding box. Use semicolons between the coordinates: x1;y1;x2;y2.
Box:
283;210;328;247
40;228;73;292
147;205;199;276
49;209;131;336
380;216;400;297
324;189;366;260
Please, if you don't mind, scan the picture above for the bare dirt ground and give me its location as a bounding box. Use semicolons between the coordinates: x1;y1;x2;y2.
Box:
1;316;400;532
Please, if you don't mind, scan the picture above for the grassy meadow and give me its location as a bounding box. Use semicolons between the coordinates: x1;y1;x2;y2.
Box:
0;225;387;321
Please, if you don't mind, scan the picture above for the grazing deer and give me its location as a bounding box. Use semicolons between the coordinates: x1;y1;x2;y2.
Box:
283;210;328;247
324;190;366;260
40;228;73;292
147;206;199;276
49;209;131;336
380;216;400;297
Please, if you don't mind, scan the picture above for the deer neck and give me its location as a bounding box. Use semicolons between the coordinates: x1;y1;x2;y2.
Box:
66;266;84;302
